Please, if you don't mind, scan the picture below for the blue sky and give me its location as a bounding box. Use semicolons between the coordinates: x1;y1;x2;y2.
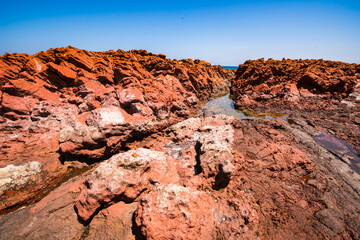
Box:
1;0;359;65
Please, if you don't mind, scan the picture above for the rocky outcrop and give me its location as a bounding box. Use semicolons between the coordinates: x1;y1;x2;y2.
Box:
75;148;180;222
198;117;235;189
134;184;258;240
1;115;359;239
0;175;86;240
232;59;358;98
0;46;233;213
231;59;360;154
1;49;360;239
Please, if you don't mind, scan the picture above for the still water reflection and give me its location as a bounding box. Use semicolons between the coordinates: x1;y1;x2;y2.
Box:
199;93;286;119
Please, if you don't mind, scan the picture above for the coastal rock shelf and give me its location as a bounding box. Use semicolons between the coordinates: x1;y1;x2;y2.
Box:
0;49;360;239
0;46;233;214
231;58;360;154
1;115;360;239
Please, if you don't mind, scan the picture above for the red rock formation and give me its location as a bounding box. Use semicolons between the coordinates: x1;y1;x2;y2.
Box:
0;46;233;214
232;59;358;97
1;50;359;239
231;58;360;154
75;148;180;222
1;115;359;239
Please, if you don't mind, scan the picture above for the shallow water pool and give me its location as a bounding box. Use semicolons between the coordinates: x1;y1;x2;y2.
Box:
198;94;249;119
313;132;360;174
199;93;287;119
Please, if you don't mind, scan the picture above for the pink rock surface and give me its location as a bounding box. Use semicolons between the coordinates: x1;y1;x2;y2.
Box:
75;148;180;221
134;184;259;240
0;116;359;239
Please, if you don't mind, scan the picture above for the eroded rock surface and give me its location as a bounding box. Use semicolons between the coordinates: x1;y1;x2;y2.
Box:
1;115;360;239
75;148;179;222
1;52;360;239
0;46;232;213
231;59;360;154
0;175;86;240
134;184;259;240
198;116;235;189
0;161;41;196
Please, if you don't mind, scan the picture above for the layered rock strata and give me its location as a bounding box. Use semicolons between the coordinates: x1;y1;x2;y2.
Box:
0;46;232;213
231;59;360;154
1;50;360;239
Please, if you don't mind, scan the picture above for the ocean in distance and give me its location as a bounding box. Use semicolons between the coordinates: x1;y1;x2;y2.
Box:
222;66;238;70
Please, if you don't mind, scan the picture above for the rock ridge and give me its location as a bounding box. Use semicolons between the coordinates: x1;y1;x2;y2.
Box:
0;46;233;213
231;58;360;154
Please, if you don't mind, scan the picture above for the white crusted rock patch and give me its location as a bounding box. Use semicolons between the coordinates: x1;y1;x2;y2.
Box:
0;161;42;196
75;148;179;221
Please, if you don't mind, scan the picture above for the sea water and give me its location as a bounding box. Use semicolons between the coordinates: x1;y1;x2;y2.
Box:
221;66;238;70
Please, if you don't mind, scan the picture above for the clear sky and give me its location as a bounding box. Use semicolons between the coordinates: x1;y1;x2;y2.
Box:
1;0;359;65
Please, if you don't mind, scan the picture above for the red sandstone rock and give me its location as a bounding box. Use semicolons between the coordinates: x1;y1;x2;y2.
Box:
0;115;359;239
86;201;138;240
231;59;360;154
0;175;86;240
135;184;216;240
1;93;33;115
47;62;77;82
198;116;236;189
75;148;180;221
130;116;360;239
134;184;259;240
0;46;232;213
232;59;358;102
1;48;360;240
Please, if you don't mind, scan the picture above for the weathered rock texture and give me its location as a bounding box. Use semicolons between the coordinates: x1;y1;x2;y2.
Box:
1;50;360;240
0;46;232;213
231;59;360;154
1;115;359;239
75;148;180;222
0;175;86;240
134;116;360;239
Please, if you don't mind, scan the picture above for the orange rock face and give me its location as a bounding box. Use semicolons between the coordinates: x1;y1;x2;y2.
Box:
1;51;359;240
0;46;233;213
72;115;358;239
231;58;360;154
232;59;358;97
0;115;359;239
